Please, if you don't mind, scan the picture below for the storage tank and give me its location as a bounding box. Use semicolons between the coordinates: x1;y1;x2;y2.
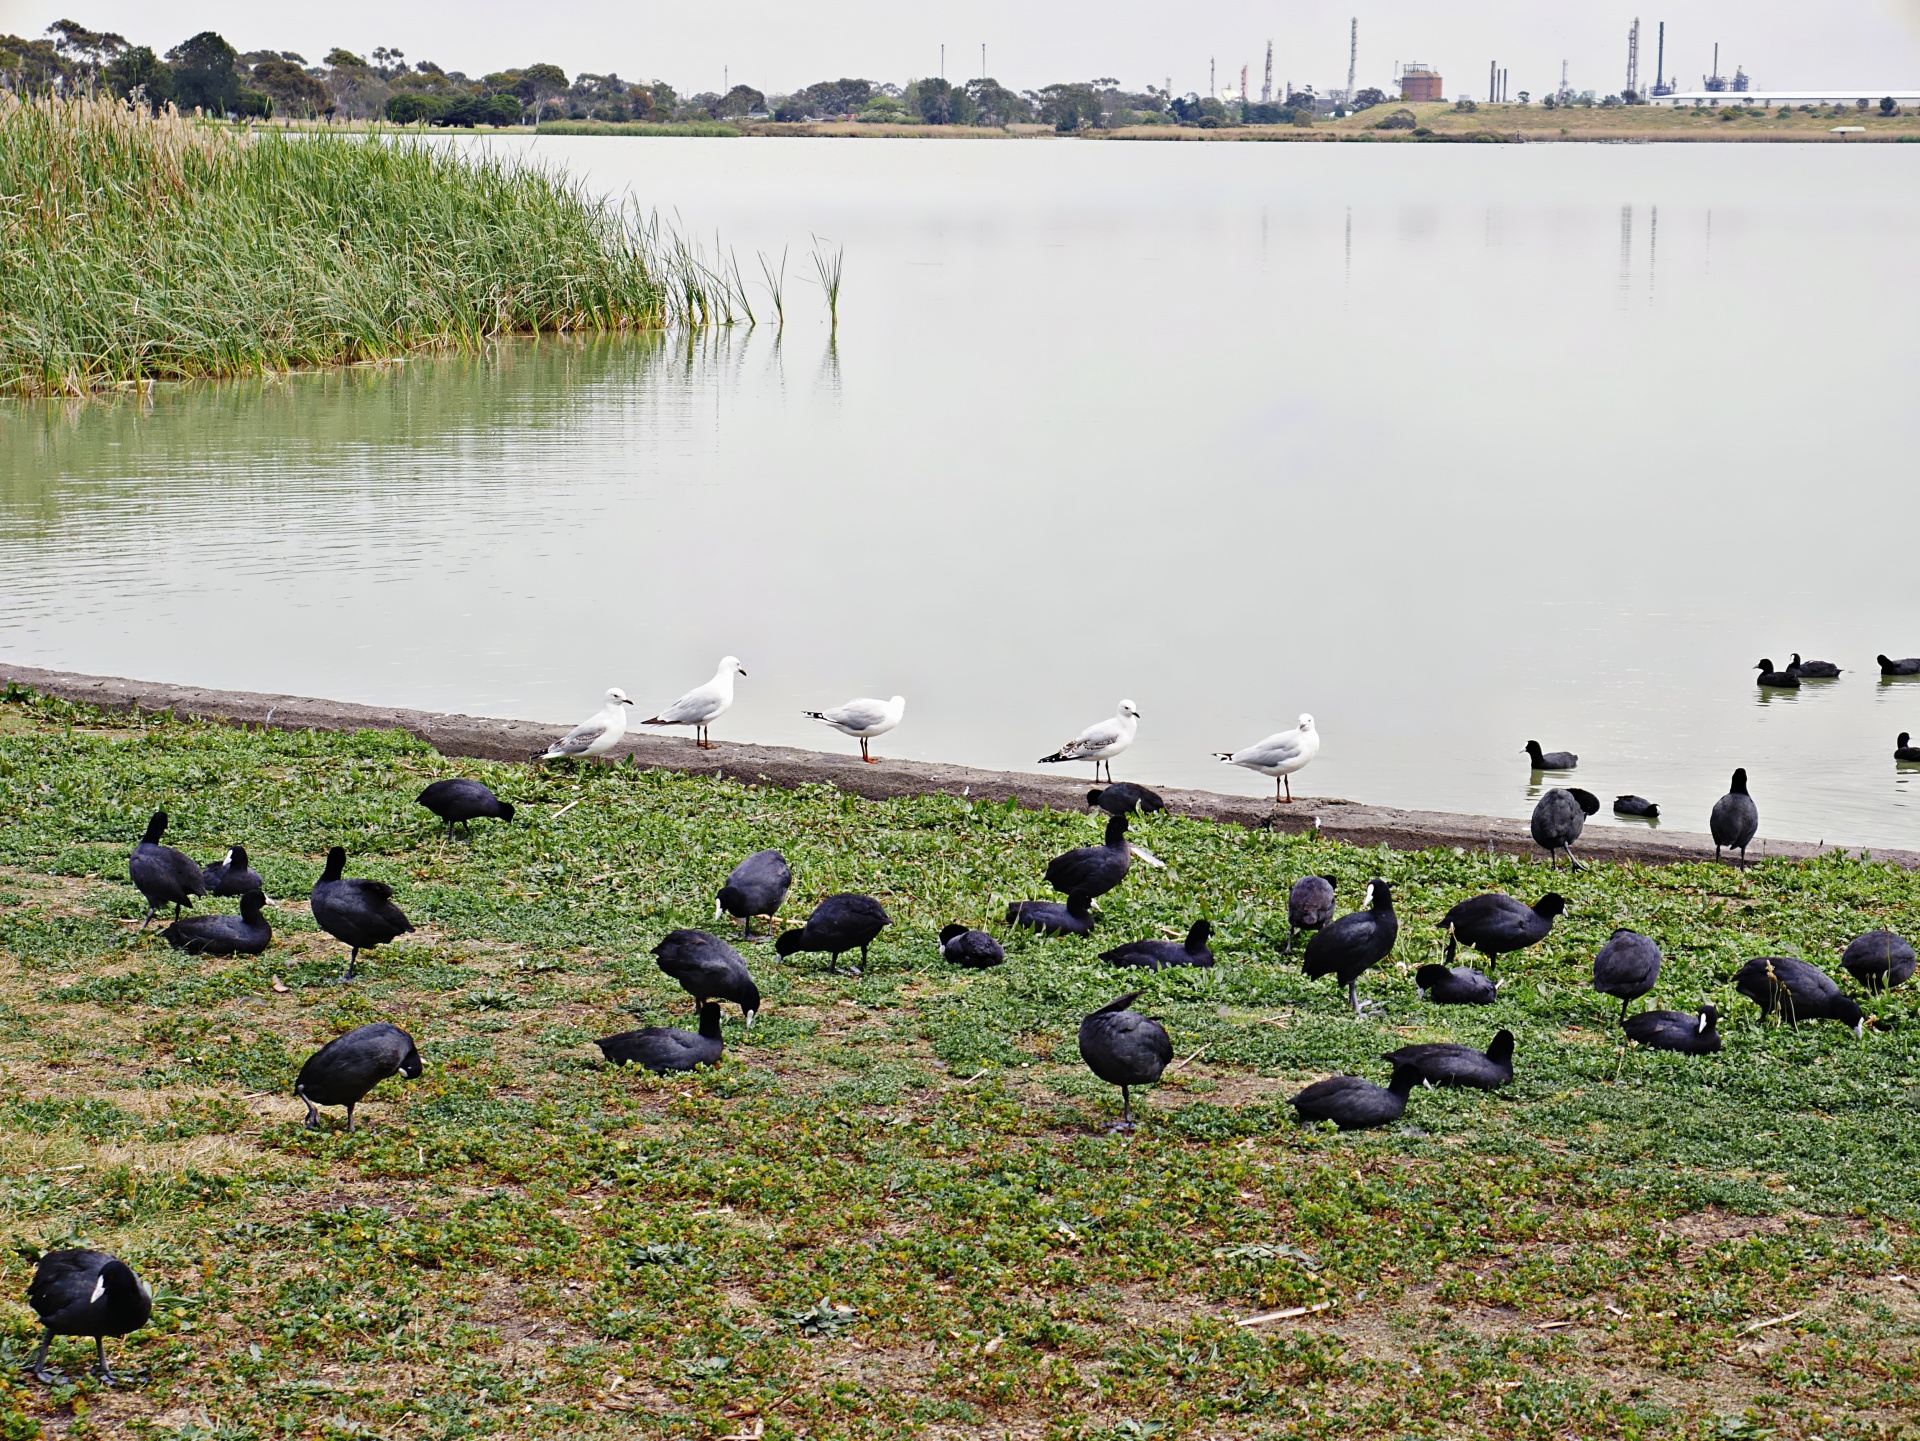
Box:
1400;64;1443;102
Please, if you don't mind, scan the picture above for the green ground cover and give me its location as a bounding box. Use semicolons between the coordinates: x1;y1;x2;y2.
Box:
0;689;1914;1438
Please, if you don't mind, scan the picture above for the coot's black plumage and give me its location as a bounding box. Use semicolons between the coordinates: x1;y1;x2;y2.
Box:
1754;657;1800;688
25;1249;152;1385
939;924;1006;969
295;1022;422;1130
1840;929;1916;994
128;811;206;929
1522;740;1577;770
1415;963;1499;1005
1531;788;1600;869
1439;892;1565;969
1046;812;1132;907
1290;1066;1419;1131
653;928;760;1023
1005;896;1093;935
1734;956;1865;1034
1087;783;1165;817
774;893;890;974
1613;795;1660;818
1077;990;1173;1130
417;778;515;836
309;846;414;980
596;1002;724;1073
1099;919;1213;972
1383;1030;1514;1090
1710;768;1759;867
1284;874;1337;954
1623;1005;1722;1054
1592;927;1663;1020
162;888;271;957
1897;734;1920;763
200;844;263;898
1790;653;1841;679
1302;879;1398;1014
1878;654;1920;676
716;849;793;937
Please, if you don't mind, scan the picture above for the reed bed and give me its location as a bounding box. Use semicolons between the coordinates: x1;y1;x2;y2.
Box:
0;95;743;396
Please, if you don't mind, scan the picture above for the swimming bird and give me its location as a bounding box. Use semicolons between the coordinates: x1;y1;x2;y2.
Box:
1087;782;1165;817
24;1249;152;1385
1290;1066;1419;1131
645;657;745;749
596;1001;725;1073
1531;788;1600;870
774;893;890;974
416;778;514;835
1522;740;1577;770
309;847;414;980
654;929;760;1024
1754;657;1800;688
1623;1004;1723;1054
1839;929;1916;994
200;844;263;898
1592;927;1662;1020
1733;956;1865;1035
1383;1030;1514;1090
1613;795;1660;819
1440;892;1565;970
129;811;206;929
1710;768;1759;867
1897;734;1920;763
1415;963;1499;1005
1878;655;1920;676
1099;919;1214;971
939;924;1005;969
295;1022;422;1130
1216;714;1320;805
1005;897;1093;935
1302;878;1398;1014
1039;700;1140;783
1789;653;1841;678
1046;812;1132;909
1284;875;1337;954
1077;990;1173;1130
537;687;633;761
804;695;904;762
715;849;792;937
162;889;271;957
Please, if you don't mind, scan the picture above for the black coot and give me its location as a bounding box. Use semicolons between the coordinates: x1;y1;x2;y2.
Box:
1734;956;1864;1035
129;811;206;929
1284;875;1337;954
295;1022;422;1130
162;889;271;957
939;924;1006;968
1613;795;1660;818
1099;919;1214;971
25;1249;152;1384
1754;657;1800;688
1290;1066;1420;1131
1383;1030;1514;1090
1077;990;1173;1130
1302;879;1398;1014
1415;963;1499;1005
1522;740;1577;770
774;893;890;974
596;1002;725;1073
1840;929;1916;994
1789;653;1841;679
1531;789;1600;870
1045;813;1132;908
716;849;793;937
1592;928;1663;1020
1710;769;1759;867
417;778;514;835
1897;734;1920;763
1623;1005;1722;1054
200;844;263;898
309;846;414;980
1006;897;1093;935
653;929;760;1023
1087;783;1165;817
1878;655;1920;676
1440;892;1565;970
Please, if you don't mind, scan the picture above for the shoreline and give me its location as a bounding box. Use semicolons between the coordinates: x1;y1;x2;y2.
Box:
6;661;1913;870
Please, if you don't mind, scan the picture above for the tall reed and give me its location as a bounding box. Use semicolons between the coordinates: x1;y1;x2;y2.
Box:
0;95;738;395
810;236;845;331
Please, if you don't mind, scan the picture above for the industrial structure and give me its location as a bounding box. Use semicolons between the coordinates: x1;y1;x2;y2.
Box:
1650;22;1675;98
1398;62;1442;102
1344;18;1358;106
1261;40;1273;104
1625;18;1640;101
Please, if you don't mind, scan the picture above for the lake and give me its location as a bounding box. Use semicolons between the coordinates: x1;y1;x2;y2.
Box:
4;136;1918;849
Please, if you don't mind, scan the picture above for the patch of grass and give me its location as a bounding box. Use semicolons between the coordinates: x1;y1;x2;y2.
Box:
533;120;742;137
0;688;1916;1437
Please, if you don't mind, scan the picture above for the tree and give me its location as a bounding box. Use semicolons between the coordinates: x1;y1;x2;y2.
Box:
522;62;567;119
965;77;1030;126
252;58;329;116
104;45;174;110
1882;95;1899;116
1352;87;1386;111
712;84;765;118
168;31;240;113
46;19;127;92
385;92;440;124
1037;82;1102;131
910;77;957;123
324;48;367;69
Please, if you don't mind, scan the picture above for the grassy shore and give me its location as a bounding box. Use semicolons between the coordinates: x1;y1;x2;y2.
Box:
0;689;1916;1438
0;97;737;398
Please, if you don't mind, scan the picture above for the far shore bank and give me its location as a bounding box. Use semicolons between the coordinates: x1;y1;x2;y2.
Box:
6;661;1913;870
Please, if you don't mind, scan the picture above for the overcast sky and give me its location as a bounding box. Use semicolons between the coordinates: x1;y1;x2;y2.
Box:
4;0;1917;98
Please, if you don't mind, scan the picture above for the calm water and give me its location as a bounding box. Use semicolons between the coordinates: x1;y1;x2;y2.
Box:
5;139;1920;848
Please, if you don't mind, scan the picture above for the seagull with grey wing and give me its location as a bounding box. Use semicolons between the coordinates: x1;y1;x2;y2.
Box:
804;694;905;763
536;687;634;761
1039;699;1140;783
1217;713;1320;807
644;656;745;749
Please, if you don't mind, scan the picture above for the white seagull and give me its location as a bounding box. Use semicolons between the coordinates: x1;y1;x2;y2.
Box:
1038;699;1140;783
804;695;905;763
537;687;634;761
1216;713;1320;804
643;656;745;750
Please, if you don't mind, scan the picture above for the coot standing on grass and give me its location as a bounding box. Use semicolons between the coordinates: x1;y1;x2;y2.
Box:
1592;928;1663;1020
200;844;263;897
1284;875;1337;954
774;893;890;974
295;1022;422;1131
417;779;515;835
1896;734;1920;763
1382;1030;1515;1090
1878;655;1920;676
1789;653;1842;679
716;849;793;938
1099;919;1214;971
1623;1005;1723;1054
596;1002;725;1072
1005;896;1094;935
1734;956;1865;1035
1302;879;1398;1015
1840;929;1916;994
1087;782;1165;817
1045;812;1133;910
939;924;1006;969
1710;769;1759;867
653;929;760;1024
1290;1066;1420;1131
1077;990;1173;1131
129;811;206;929
1522;741;1578;770
1531;789;1600;870
309;847;414;980
162;889;272;957
1439;892;1566;971
24;1249;151;1385
1754;658;1801;689
1415;963;1499;1005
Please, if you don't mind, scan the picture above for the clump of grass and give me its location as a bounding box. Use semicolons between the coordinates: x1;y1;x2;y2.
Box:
810;234;845;330
0;95;742;396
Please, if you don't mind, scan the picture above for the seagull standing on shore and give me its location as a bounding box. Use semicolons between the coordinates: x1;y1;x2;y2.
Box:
804;695;905;762
1039;700;1139;783
645;657;745;749
537;688;633;761
1216;714;1319;805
